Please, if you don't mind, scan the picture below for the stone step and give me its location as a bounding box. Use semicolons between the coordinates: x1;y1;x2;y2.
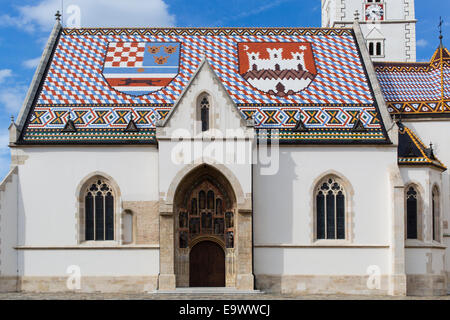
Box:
154;287;264;295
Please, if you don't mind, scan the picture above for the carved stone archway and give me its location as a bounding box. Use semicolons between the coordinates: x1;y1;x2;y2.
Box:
174;168;236;287
158;163;254;290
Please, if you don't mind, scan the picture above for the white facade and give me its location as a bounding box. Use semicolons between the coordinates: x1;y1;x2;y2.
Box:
4;146;161;292
401;120;450;294
0;64;447;296
321;0;417;62
253;145;401;294
0;2;449;296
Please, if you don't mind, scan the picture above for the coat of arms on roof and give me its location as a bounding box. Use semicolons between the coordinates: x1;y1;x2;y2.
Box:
102;42;180;96
237;42;317;97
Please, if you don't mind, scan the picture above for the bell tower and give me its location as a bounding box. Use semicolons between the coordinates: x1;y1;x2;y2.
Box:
321;0;417;62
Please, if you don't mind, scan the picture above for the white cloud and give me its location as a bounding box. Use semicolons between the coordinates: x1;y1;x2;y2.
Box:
0;154;11;180
0;69;12;83
417;39;428;48
0;133;9;156
233;0;290;20
0;84;28;114
5;0;175;32
23;57;41;69
0;131;10;180
0;70;27;114
0;13;33;31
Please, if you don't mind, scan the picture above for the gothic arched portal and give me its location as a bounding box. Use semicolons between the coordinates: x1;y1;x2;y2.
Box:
174;165;237;287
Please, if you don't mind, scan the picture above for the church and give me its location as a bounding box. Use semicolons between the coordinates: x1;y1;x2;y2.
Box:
0;0;448;296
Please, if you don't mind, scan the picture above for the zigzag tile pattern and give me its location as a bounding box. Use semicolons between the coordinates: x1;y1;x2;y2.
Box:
374;46;450;116
21;28;388;143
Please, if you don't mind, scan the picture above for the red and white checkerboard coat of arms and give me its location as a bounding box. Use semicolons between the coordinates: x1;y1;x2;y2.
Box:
238;42;317;97
102;42;180;96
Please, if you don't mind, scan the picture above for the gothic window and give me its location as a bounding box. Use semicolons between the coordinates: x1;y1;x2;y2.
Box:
406;186;418;239
84;179;115;241
432;187;440;242
316;177;346;240
199;95;210;132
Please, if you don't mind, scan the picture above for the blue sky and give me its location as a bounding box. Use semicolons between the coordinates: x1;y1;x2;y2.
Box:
0;0;448;179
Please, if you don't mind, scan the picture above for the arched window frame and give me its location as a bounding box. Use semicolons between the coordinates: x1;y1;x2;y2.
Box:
77;173;121;244
197;92;211;133
312;174;353;243
404;184;423;241
432;185;441;243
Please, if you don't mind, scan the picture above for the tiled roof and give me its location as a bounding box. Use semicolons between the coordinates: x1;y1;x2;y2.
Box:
397;122;446;170
374;45;450;117
19;27;389;144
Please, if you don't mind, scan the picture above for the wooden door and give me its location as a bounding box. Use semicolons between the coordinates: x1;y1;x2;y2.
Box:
189;241;225;287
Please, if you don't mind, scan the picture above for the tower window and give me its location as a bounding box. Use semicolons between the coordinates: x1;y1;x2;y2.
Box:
367;40;384;57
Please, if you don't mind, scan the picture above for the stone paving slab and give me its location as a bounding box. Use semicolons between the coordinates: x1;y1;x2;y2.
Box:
0;292;449;300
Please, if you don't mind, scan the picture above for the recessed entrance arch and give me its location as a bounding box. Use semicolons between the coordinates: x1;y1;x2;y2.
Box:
159;162;254;291
173;164;237;287
189;241;225;287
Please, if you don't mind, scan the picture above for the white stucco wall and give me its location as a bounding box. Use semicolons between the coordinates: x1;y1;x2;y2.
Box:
0;168;19;277
253;145;397;276
255;247;389;275
18;249;159;276
405;248;445;275
13;146;160;277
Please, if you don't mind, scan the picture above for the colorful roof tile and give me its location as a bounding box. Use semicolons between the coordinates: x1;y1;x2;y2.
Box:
397;122;446;170
374;45;450;117
19;27;390;144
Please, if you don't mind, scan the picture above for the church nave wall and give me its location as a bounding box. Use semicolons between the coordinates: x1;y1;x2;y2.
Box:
252;145;400;295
